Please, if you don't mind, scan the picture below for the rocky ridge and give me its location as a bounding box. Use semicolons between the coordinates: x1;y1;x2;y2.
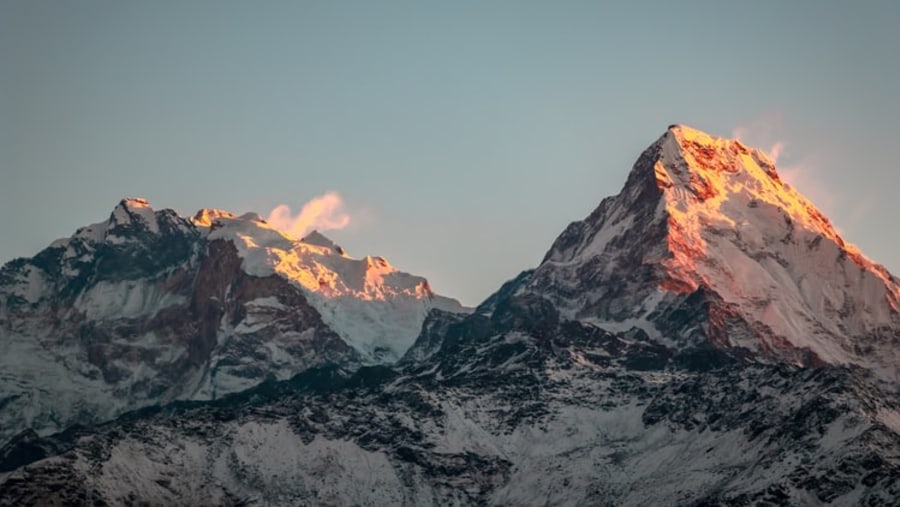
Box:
0;199;465;444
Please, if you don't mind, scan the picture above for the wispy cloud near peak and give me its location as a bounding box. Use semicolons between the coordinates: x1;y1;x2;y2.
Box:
266;192;351;239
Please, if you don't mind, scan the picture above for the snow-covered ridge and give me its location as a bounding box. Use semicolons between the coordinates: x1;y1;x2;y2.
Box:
0;197;467;443
526;124;900;378
657;126;900;357
43;198;467;362
659;125;899;299
22;199;468;363
191;210;468;362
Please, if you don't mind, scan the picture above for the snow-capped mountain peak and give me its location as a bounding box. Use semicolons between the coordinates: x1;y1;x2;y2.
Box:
196;209;468;361
658;125;898;307
190;207;237;227
146;200;468;362
659;125;851;267
107;197;161;236
0;198;466;444
527;125;900;377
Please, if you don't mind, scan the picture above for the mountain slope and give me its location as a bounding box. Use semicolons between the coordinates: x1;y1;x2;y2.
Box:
524;125;900;377
2;293;898;505
0;199;465;444
198;210;467;361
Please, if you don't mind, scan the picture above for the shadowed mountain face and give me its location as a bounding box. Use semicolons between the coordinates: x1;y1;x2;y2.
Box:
1;126;899;505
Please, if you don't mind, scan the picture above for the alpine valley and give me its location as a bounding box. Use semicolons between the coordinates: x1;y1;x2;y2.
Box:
1;125;899;506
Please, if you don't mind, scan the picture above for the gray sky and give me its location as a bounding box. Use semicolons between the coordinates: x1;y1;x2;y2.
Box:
2;1;899;305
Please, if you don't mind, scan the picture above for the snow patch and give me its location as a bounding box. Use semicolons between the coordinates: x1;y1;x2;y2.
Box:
74;280;186;320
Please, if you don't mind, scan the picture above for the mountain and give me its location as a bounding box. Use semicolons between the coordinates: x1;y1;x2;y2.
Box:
0;199;467;443
2;126;899;505
521;125;900;378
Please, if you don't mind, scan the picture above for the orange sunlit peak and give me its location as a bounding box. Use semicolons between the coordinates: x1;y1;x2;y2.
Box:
121;197;152;209
191;208;237;227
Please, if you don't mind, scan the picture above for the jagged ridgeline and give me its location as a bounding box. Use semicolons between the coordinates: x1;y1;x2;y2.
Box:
0;200;468;444
1;126;899;505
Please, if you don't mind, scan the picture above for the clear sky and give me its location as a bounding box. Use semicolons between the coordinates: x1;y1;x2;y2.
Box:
2;1;899;306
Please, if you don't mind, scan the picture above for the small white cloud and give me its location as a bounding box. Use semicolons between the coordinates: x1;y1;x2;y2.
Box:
266;192;351;238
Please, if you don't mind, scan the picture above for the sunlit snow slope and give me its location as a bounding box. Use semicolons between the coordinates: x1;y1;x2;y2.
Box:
195;209;468;361
526;125;900;378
